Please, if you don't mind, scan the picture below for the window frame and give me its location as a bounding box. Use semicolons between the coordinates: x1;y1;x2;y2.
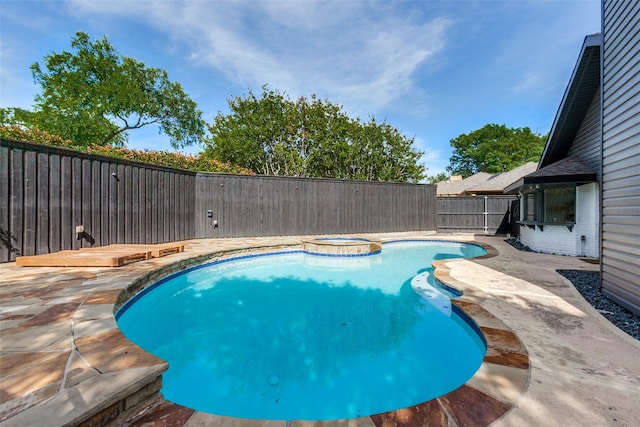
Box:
518;184;577;230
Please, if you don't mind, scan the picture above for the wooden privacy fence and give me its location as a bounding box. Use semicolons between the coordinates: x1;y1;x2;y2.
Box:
1;138;522;263
2;138;526;264
1;139;438;262
436;195;517;235
196;174;436;238
1;139;196;262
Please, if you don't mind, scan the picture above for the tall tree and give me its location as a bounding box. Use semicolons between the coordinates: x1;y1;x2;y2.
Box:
426;172;449;184
203;86;425;182
20;31;204;148
447;124;546;176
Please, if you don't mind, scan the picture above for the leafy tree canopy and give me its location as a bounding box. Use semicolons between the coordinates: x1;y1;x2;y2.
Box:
10;31;205;148
426;172;449;184
447;123;546;177
203;86;425;182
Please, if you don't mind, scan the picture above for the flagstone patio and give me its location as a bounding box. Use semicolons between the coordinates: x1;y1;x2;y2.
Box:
1;233;638;426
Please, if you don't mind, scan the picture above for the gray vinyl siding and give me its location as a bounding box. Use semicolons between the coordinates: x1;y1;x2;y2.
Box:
568;86;602;178
601;0;640;315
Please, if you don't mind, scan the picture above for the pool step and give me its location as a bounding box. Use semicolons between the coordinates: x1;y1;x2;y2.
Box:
410;272;452;315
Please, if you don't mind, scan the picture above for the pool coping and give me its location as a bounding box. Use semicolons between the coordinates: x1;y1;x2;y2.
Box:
3;233;637;426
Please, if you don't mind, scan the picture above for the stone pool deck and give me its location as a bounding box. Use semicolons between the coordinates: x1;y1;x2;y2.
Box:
1;233;639;426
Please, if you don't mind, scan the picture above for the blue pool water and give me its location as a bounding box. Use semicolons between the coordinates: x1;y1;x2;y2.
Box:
117;241;487;420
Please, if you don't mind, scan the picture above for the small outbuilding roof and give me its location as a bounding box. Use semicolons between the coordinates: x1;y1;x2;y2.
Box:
466;162;537;194
436;172;492;196
438;162;540;196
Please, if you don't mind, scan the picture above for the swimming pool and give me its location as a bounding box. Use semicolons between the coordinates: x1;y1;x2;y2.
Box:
116;240;487;420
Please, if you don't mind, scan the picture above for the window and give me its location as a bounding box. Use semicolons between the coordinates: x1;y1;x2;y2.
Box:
519;185;577;225
525;193;536;221
543;186;576;223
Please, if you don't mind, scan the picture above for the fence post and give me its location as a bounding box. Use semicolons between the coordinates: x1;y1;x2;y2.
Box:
483;196;488;235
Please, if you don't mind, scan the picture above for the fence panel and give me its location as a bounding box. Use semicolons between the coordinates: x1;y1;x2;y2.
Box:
91;160;102;246
194;173;436;239
0;139;197;262
436;195;516;234
0;144;10;261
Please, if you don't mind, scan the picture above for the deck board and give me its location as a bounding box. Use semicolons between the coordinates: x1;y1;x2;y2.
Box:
16;249;151;267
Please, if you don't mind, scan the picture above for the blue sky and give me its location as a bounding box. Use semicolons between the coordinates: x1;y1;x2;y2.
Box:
0;0;601;177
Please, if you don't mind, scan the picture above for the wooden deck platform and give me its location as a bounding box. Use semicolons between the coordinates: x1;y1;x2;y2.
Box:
98;243;185;258
15;243;185;267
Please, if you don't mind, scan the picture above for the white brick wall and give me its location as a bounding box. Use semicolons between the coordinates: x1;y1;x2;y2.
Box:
575;183;599;258
519;183;599;258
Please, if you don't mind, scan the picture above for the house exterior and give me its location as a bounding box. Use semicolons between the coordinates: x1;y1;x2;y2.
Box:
507;0;639;315
505;34;602;259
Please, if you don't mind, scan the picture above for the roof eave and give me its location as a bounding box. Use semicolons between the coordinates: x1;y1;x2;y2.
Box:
539;33;602;168
504;179;524;194
504;174;597;194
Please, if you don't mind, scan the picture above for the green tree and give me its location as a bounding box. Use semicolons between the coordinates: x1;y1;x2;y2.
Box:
346;119;425;182
426;172;449;184
447;124;546;177
0;107;31;127
18;31;204;148
203;86;425;182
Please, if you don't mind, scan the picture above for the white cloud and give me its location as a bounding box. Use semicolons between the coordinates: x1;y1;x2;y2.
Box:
67;0;451;115
413;136;448;177
510;71;544;94
488;1;600;98
0;37;37;109
0;3;69;109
